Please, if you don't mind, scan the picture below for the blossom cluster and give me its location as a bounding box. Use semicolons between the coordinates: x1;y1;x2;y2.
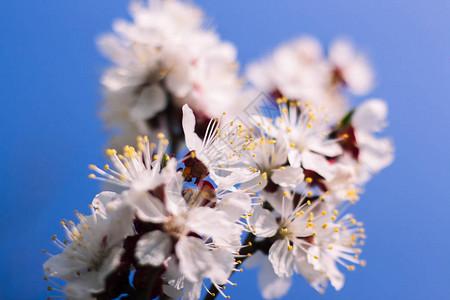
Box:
98;0;243;150
43;1;394;299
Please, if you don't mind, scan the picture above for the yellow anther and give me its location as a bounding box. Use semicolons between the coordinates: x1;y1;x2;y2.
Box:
314;255;318;259
322;223;328;229
281;228;288;233
106;149;117;156
82;225;91;230
333;209;339;215
334;228;340;233
247;253;252;257
305;177;313;183
280;166;286;170
153;154;158;160
289;142;295;147
307;123;312;128
157;133;165;139
104;164;109;170
328;246;333;250
88;164;96;170
88;174;96;178
283;191;287;196
248;242;252;246
262;172;267;179
307;200;311;205
348;266;355;271
321;211;327;215
190;152;196;158
331;215;337;221
361;260;367;267
307;192;312;196
350;218;356;224
288;245;293;251
258;181;262;185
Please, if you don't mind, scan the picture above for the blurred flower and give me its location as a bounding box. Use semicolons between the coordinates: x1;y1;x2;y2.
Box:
246;37;375;120
98;0;243;149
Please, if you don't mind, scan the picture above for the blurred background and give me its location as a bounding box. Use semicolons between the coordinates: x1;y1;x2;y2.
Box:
1;0;449;299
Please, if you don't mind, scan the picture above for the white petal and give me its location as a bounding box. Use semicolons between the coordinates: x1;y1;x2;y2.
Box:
263;188;293;217
217;192;252;221
43;252;87;281
237;172;267;193
248;206;278;238
135;230;172;266
176;236;214;282
271;166;304;188
322;253;345;291
259;258;292;299
287;150;302;168
91;191;119;216
207;249;234;284
129;190;167;223
188;207;241;243
301;150;334;180
353;99;388;133
64;272;102;299
310;141;343;158
293;249;327;293
306;246;322;271
182;280;202;300
358;134;394;173
268;239;294;278
129;85;167;121
182;104;203;151
163;284;184;299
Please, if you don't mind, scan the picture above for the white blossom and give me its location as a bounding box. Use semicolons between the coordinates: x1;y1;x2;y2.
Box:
43;192;134;298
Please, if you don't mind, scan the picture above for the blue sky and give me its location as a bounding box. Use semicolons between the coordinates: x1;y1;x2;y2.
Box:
1;0;449;299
